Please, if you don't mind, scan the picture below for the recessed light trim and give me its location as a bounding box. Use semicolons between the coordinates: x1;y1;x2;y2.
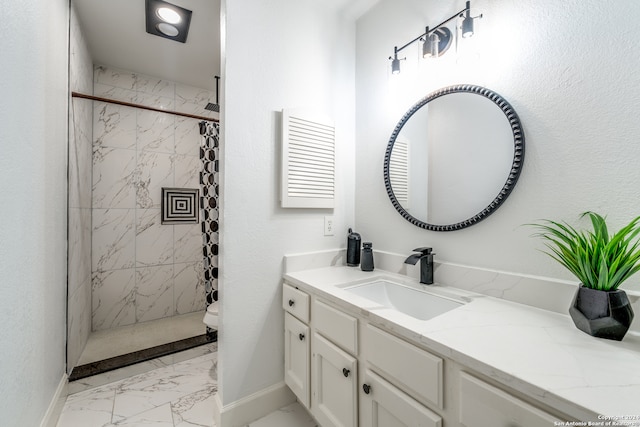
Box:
157;7;181;24
145;0;192;43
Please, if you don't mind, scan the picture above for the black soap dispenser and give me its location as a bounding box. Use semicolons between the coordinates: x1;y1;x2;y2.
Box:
361;242;374;272
347;228;361;267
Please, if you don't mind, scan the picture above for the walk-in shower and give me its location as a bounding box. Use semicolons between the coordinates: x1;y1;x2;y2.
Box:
67;62;220;380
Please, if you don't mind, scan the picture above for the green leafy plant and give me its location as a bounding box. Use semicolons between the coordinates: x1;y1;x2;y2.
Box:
530;212;640;291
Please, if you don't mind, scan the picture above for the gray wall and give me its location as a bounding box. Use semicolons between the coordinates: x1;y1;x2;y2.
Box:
0;0;69;424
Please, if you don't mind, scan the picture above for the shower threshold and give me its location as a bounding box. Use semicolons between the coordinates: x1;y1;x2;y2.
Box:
69;332;216;381
69;311;215;381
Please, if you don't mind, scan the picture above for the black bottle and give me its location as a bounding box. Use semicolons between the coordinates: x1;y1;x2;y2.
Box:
361;242;374;272
347;228;361;267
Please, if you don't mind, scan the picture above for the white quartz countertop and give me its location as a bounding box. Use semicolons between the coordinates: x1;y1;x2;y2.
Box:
284;266;640;422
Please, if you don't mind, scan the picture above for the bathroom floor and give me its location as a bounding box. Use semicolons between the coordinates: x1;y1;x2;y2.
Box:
58;343;317;427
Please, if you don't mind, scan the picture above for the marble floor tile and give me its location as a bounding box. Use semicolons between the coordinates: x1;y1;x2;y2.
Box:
58;350;217;427
171;389;216;427
57;383;118;427
58;347;313;427
114;403;175;426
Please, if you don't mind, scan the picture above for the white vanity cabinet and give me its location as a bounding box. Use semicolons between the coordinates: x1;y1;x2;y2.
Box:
283;284;310;407
283;281;570;427
459;372;560;427
283;285;444;427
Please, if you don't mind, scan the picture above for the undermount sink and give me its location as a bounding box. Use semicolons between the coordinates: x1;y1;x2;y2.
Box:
344;280;464;321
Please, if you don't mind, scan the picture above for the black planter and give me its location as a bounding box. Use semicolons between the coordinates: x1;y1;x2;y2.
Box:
569;286;634;341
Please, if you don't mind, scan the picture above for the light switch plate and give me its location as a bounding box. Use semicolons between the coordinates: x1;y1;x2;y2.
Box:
324;216;334;236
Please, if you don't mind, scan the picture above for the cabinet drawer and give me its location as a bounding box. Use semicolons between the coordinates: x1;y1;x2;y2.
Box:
283;283;310;323
459;372;560;427
313;299;358;355
364;325;443;409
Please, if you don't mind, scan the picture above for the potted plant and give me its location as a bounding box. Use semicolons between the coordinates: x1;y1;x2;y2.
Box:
530;212;638;340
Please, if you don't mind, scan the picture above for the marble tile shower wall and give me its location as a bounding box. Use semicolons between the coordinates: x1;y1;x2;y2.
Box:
91;65;218;331
67;3;94;370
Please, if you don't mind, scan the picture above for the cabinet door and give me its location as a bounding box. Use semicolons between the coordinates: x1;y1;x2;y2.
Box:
459;372;560;427
284;312;310;407
360;370;442;427
312;332;358;427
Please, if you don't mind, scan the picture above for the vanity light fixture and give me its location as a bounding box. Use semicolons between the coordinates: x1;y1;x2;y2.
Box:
389;1;482;74
145;0;192;43
391;47;403;75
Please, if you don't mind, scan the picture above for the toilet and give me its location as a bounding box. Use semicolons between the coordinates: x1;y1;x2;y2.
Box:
203;301;219;329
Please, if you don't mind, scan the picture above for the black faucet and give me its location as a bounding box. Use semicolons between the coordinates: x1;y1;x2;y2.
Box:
404;247;435;285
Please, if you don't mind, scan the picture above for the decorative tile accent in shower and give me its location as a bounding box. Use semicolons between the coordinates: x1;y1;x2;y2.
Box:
161;188;199;225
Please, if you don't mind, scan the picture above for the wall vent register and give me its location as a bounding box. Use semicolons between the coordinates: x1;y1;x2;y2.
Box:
281;109;335;208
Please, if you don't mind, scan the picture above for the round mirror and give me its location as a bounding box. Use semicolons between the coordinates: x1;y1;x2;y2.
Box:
383;85;524;231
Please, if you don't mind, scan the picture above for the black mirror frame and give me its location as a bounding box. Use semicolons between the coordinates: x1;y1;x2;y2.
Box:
383;84;525;232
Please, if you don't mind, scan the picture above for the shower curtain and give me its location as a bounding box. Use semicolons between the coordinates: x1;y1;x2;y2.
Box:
199;121;219;326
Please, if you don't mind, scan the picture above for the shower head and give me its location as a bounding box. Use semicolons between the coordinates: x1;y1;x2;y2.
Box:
205;75;220;113
205;102;219;112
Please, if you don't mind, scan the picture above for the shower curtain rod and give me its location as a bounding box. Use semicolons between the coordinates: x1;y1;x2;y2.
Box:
71;92;219;123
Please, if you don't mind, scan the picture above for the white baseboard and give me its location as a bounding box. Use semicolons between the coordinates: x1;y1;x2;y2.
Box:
214;382;296;427
40;373;68;427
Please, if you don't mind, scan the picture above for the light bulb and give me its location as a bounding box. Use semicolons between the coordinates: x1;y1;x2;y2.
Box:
157;7;181;24
462;13;474;37
429;33;440;57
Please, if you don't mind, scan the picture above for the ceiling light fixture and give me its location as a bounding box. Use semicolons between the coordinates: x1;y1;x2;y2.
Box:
145;0;192;43
389;1;482;74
